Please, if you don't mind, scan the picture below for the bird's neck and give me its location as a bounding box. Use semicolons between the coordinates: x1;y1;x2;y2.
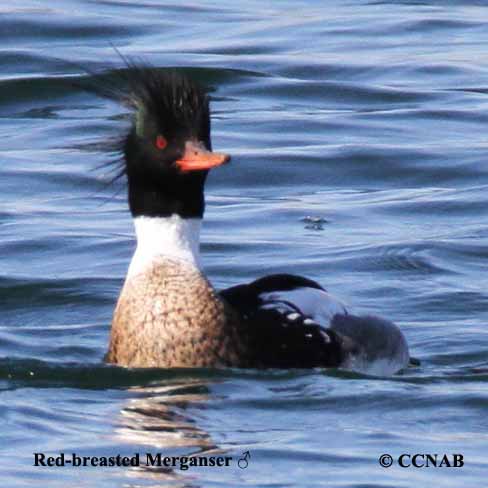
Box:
127;215;202;279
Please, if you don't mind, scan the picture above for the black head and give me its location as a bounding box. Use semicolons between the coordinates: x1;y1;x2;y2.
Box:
103;66;230;218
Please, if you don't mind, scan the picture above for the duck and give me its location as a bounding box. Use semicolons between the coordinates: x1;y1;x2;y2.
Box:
100;65;415;375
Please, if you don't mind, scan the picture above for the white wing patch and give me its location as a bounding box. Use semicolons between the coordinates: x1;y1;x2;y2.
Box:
259;287;348;326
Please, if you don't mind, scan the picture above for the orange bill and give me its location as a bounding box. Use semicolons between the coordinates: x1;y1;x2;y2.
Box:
175;140;231;172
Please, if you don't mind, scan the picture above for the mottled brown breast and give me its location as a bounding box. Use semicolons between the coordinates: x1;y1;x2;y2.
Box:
106;258;249;368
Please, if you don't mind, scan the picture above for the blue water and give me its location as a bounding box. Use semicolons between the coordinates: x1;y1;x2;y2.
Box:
1;1;488;486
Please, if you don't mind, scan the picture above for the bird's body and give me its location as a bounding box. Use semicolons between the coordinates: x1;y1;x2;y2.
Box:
108;255;243;368
102;65;414;375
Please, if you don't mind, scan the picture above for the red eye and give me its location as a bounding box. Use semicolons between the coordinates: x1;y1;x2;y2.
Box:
155;135;167;150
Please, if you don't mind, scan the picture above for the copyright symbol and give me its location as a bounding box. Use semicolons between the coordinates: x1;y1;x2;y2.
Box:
379;454;393;468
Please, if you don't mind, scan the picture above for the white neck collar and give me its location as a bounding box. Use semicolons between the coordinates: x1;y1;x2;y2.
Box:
127;215;202;279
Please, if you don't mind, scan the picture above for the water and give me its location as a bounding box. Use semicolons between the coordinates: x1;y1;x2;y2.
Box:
1;1;488;486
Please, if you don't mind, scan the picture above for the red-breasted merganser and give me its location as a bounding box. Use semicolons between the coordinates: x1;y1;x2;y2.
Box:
102;66;415;375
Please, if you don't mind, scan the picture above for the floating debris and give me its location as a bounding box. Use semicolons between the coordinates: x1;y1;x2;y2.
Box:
301;216;329;230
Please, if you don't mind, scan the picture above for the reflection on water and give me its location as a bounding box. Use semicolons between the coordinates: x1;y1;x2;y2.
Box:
118;381;216;451
115;379;232;487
